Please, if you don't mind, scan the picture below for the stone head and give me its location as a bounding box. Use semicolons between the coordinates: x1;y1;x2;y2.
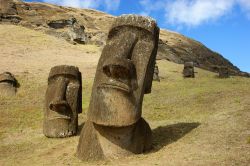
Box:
219;66;229;78
88;15;159;127
0;72;18;96
43;65;82;137
184;62;194;68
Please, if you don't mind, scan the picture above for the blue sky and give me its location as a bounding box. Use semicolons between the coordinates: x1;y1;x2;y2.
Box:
25;0;250;72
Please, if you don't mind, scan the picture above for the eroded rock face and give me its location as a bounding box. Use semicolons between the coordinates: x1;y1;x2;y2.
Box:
43;65;82;138
77;15;159;161
183;62;195;78
219;66;230;78
0;0;21;23
0;72;18;96
153;64;160;82
47;17;86;44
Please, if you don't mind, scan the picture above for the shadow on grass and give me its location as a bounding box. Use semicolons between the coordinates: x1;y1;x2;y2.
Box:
151;122;200;152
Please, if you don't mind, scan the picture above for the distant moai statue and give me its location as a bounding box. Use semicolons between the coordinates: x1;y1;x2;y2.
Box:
219;66;230;78
153;64;160;82
77;15;159;161
183;62;195;78
43;65;82;138
0;72;18;96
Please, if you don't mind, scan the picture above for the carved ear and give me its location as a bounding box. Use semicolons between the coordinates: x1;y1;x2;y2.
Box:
144;27;159;94
144;59;155;94
78;72;82;114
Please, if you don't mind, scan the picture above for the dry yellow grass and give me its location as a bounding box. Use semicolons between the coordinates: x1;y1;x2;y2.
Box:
0;25;249;165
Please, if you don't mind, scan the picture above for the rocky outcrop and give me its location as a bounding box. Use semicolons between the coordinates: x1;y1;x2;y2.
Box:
0;0;248;77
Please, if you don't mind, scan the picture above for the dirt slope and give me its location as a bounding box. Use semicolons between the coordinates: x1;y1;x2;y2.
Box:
0;24;249;166
1;0;248;76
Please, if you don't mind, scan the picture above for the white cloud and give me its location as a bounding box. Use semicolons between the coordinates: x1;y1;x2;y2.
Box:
165;0;235;27
42;0;120;11
238;0;250;18
139;0;165;16
139;0;250;27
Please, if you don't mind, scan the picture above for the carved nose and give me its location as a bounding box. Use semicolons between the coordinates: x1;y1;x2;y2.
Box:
103;58;135;79
49;100;69;111
49;77;69;111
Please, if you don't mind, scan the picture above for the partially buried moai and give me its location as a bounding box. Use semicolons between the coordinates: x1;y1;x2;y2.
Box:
77;15;159;161
153;64;160;81
183;61;195;78
43;65;82;138
0;72;18;96
219;66;230;78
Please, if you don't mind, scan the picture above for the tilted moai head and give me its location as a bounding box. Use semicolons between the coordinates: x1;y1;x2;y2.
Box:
219;66;230;78
0;72;18;96
183;61;195;78
87;15;159;127
43;65;82;138
77;15;159;161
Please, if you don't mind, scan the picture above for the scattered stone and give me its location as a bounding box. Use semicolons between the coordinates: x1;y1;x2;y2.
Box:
77;14;159;161
68;23;85;44
0;72;18;96
43;65;82;138
219;66;230;78
183;62;195;78
47;17;86;44
153;64;160;82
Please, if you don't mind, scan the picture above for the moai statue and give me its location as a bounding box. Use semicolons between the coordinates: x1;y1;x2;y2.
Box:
183;62;195;78
219;66;230;78
0;72;18;96
153;64;160;82
77;15;159;161
43;65;82;138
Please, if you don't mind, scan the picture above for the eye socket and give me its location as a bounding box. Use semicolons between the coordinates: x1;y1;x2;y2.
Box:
103;65;131;79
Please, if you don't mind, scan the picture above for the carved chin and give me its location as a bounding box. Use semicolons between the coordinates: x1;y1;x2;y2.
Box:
90;87;139;126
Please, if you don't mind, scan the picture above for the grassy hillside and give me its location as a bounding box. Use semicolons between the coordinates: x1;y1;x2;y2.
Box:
0;25;249;165
1;0;245;75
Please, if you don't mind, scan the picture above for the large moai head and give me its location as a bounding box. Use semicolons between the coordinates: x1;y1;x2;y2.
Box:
219;66;230;78
0;72;18;96
183;61;195;78
43;65;82;138
87;15;159;127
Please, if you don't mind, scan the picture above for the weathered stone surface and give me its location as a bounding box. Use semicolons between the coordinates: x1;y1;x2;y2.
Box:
77;14;159;161
0;72;18;96
68;23;86;44
219;66;230;78
0;0;21;23
77;118;152;161
43;65;82;138
47;17;86;44
88;14;159;126
183;62;195;78
153;64;160;82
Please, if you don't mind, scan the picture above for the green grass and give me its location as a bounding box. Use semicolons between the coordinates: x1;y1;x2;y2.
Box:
0;60;250;165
